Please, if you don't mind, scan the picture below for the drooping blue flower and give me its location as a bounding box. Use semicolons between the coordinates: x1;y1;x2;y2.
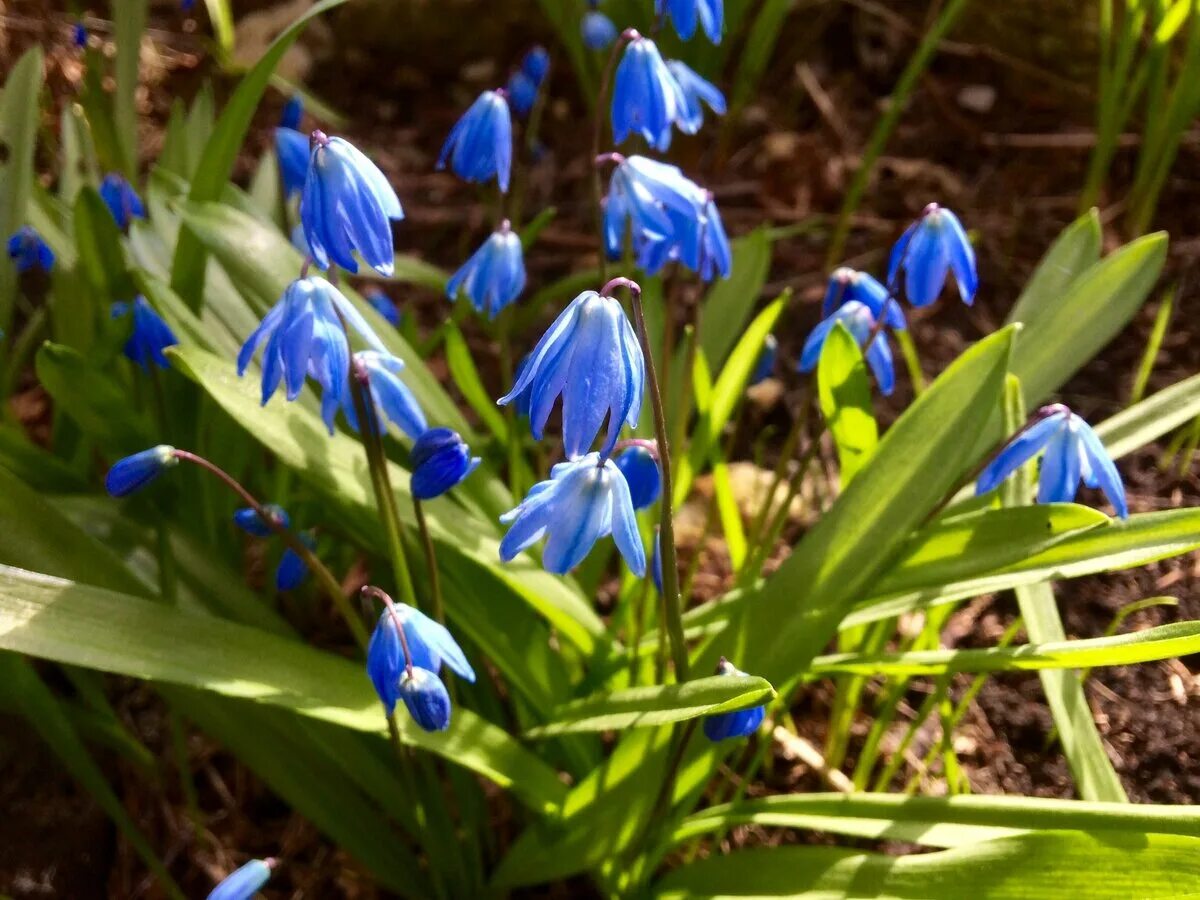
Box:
500;452;646;575
582;10;618;50
399;667;452;731
604;154;705;271
410;428;480;500
822;267;906;330
280;95;304;130
611;35;680;151
798;300;895;396
750;334;777;385
275;127;309;197
976;404;1128;518
509;352;534;419
498;288;644;458
666;60;726;134
703;657;766;741
275;532;315;591
887;203;977;308
446;222;526;319
438;91;513;193
238;276;387;432
233;504;290;537
343;351;427;439
105;445;178;497
656;0;724;43
207;858;276;900
614;444;660;509
367;603;476;715
99;174;145;230
73;22;88;49
112;296;179;370
7;226;55;273
300;131;404;275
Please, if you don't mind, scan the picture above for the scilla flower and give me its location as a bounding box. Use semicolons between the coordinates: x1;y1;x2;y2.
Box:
500;453;646;575
508;46;550;117
207;858;276;900
300;131;404;275
276;532;315;590
888;203;977;307
614;444;660;509
275;126;309;197
344;351;427;439
656;0;724;44
603;154;705;271
667;60;726;134
232;504;290;537
582;10;618;50
703;658;766;741
280;95;304;130
438;90;513;193
977;404;1128;518
367;602;475;715
105;445;177;497
364;287;401;326
7;226;54;273
631;190;731;282
822;267;906;329
498;287;644;458
400;667;452;731
410;428;480;500
112;296;179;370
99;174;145;230
612;34;680;151
798;300;895;396
447;221;526;318
750;334;777;385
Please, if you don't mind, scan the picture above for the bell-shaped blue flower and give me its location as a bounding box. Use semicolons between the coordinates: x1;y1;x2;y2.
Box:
750;334;777;385
656;0;724;43
798;301;895;396
582;10;618;49
410;428;480;500
343;351;428;439
703;658;766;741
7;226;54;273
367;602;476;715
112;296;179;370
105;445;178;497
976;404;1128;518
300;131;404;275
207;858;276;900
99;174;145;230
364;287;401;326
500;452;646;575
666;60;725;134
280;95;304;130
446;221;526;319
399;667;452;731
605;155;699;263
275;127;309;198
887;203;977;308
275;532;315;590
238;276;387;432
612;35;680;151
73;22;88;48
233;504;290;537
438;90;513;193
823;267;905;329
614;444;660;509
498;288;644;458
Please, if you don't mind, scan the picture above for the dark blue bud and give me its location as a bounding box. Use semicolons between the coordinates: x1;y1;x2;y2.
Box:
581;11;618;49
233;504;290;537
207;857;275;900
410;427;480;500
507;71;539;117
521;46;551;85
274;127;309;198
614;445;660;509
275;532;315;590
702;657;766;742
399;667;452;732
280;95;304;130
113;296;179;370
98;174;145;230
73;22;88;48
750;334;777;385
181;0;195;12
105;445;177;497
7;226;55;274
364;288;401;326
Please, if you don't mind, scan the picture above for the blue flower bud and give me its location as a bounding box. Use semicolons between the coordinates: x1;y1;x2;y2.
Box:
73;22;88;48
112;296;179;370
275;532;315;591
656;0;724;44
99;174;145;230
446;222;526;318
105;445;177;497
280;95;304;130
232;504;290;537
274;127;309;198
400;666;452;732
207;858;275;900
410;428;481;500
614;444;660;509
521;46;551;85
364;288;401;326
581;11;618;50
366;602;475;715
887;203;978;308
702;657;766;742
7;226;55;274
750;334;776;386
507;72;539;118
438;90;513;193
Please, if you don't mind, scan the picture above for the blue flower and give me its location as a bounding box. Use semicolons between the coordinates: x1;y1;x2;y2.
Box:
343;351;427;439
438;91;513;193
666;60;725;134
507;72;539;118
105;445;177;497
364;287;401;326
238;276;386;432
233;504;290;537
614;444;660;509
582;10;618;50
367;603;475;715
7;226;54;273
410;428;480;500
521;46;551;84
750;334;777;385
73;22;88;48
207;858;275;900
400;667;452;731
888;203;977;308
976;404;1128;518
99;174;145;230
112;296;179;370
275;532;315;590
447;222;526;319
500;452;646;575
798;300;895;396
656;0;723;43
498;288;644;458
274;127;309;197
300;131;404;275
703;658;766;741
509;352;534;419
612;35;680;151
822;267;906;330
280;95;304;130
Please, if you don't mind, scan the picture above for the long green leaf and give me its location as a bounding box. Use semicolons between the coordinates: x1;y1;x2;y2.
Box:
818;322;877;485
1006;209;1102;330
0;47;44;335
111;0;146;176
1096;371;1200;459
698;229;772;372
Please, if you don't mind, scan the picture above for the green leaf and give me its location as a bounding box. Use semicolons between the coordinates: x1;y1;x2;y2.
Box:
445;322;510;443
698;229;772;372
1006;209;1102;330
818;322;877;485
728;0;792;115
0;47;45;334
74;186;137;301
1096;371;1200;459
201;0;236;63
111;0;146;176
525;675;775;739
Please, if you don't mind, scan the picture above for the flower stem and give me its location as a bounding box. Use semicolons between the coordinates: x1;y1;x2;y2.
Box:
412;500;444;626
